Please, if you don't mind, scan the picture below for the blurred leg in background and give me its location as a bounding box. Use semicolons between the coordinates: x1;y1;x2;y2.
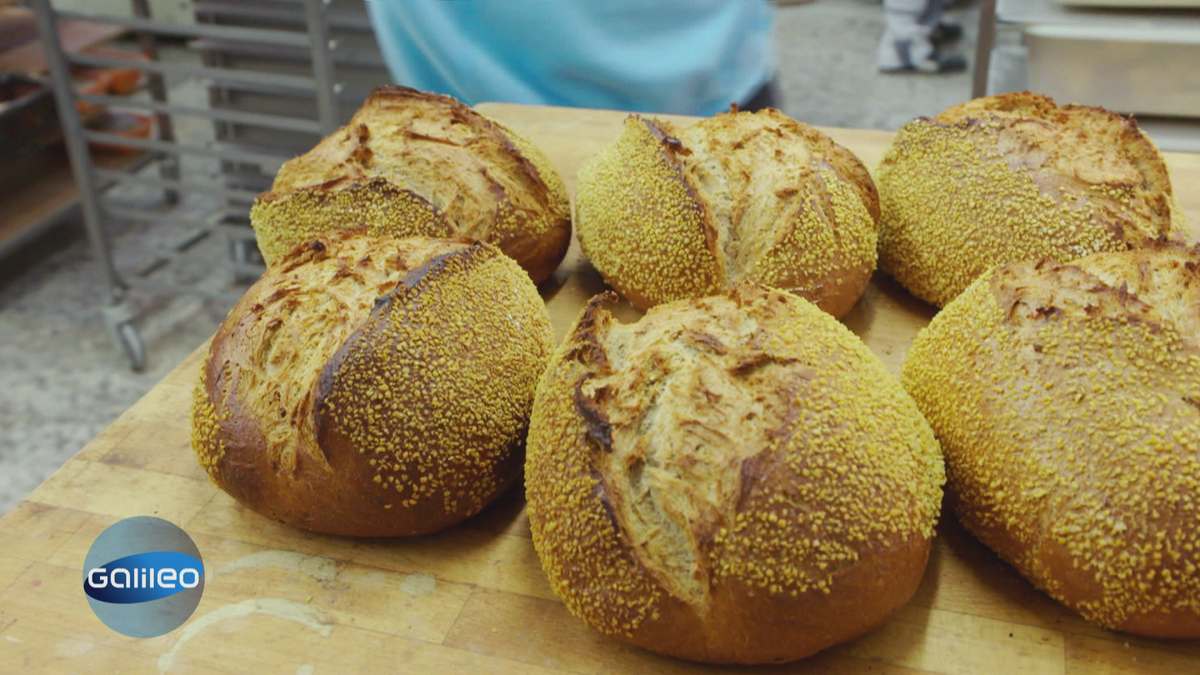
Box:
740;78;781;112
878;0;967;74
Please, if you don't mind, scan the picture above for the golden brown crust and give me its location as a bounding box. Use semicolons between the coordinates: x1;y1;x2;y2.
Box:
901;242;1200;637
877;91;1187;308
191;231;555;537
527;285;945;664
575;117;723;310
250;86;571;283
575;109;879;318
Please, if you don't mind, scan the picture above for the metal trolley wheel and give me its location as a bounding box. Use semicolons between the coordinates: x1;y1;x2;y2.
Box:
102;302;146;372
115;322;146;372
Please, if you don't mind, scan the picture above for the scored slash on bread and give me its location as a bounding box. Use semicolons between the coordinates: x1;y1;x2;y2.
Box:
877;91;1188;308
250;86;572;284
191;232;554;537
526;285;945;664
575;108;880;318
901;241;1200;637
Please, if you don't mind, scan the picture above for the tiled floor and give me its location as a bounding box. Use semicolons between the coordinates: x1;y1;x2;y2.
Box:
0;0;980;514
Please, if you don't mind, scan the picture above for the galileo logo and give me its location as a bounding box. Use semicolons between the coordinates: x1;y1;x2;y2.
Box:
83;517;204;638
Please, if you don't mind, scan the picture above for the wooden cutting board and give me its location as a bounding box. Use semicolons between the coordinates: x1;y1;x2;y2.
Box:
1;103;1198;674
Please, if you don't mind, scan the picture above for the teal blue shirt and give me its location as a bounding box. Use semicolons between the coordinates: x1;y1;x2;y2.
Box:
365;1;776;115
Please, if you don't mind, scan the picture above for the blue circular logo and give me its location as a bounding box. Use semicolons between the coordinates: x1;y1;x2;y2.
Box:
83;517;204;638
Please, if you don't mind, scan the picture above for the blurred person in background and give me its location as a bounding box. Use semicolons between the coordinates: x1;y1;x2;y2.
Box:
877;0;966;73
365;0;779;115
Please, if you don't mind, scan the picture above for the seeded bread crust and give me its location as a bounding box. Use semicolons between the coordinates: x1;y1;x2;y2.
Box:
526;285;945;664
901;242;1200;637
250;86;571;284
575;109;880;318
191;232;555;537
877;91;1187;308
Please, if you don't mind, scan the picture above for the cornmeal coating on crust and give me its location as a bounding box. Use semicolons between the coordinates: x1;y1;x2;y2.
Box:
902;242;1200;637
576;109;880;318
192;232;554;537
877;91;1186;307
527;284;944;664
251;86;571;283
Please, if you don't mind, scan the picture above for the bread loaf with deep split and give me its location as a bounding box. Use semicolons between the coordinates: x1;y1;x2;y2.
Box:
251;86;571;284
191;232;554;537
902;242;1200;637
576;108;880;318
876;91;1187;307
526;284;945;664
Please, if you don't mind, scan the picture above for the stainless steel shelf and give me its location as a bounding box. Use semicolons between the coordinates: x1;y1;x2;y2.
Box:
31;0;341;371
996;0;1200;27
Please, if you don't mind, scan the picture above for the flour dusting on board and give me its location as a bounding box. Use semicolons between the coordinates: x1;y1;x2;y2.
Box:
296;666;315;675
211;551;339;584
399;572;436;596
157;599;332;673
54;636;93;659
5;635;22;643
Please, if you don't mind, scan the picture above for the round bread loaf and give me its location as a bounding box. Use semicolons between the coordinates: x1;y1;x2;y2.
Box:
877;91;1187;307
575;108;880;318
191;232;554;537
526;284;945;664
901;242;1200;637
250;86;571;284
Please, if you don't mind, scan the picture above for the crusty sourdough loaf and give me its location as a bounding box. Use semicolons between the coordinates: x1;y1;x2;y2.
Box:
526;284;945;664
901;242;1200;637
876;91;1187;307
191;232;554;537
250;86;571;284
575;108;880;318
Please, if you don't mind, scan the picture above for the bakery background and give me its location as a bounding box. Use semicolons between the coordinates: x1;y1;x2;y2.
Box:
0;0;1195;516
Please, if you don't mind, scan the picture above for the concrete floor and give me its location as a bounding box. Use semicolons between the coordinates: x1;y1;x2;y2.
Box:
0;0;980;514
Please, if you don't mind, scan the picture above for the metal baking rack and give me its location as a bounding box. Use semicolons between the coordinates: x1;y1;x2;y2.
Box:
30;0;388;371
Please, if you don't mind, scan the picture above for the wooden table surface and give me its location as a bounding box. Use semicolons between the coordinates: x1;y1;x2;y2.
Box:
2;103;1199;675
